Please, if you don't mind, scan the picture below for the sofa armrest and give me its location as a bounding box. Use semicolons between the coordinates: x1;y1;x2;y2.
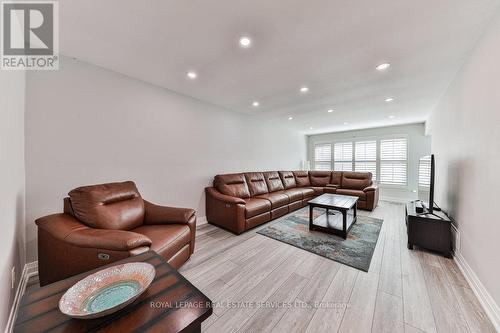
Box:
205;187;246;205
143;200;196;254
143;200;195;225
35;213;152;251
205;187;246;234
363;185;378;193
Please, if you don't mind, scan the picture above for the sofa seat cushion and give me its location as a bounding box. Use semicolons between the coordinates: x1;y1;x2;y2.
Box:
310;187;324;195
244;198;272;218
133;224;190;260
283;188;303;202
336;189;366;200
299;188;315;198
255;192;289;209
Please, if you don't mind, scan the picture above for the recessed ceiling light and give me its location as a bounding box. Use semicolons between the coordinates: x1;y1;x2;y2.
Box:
385;97;395;102
309;126;314;130
239;36;252;48
300;86;309;93
252;101;259;107
327;109;334;113
389;115;396;119
186;71;197;79
288;116;293;120
376;63;391;71
343;122;349;125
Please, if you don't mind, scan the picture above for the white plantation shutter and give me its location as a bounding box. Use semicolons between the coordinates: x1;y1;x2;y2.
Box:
354;140;377;180
314;143;332;171
334;142;353;171
380;138;408;185
419;155;431;187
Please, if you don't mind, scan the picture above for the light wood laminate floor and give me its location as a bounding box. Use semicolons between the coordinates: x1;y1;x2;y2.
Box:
179;201;496;333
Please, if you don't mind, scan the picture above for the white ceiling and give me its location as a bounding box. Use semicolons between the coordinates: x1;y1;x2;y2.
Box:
60;0;500;134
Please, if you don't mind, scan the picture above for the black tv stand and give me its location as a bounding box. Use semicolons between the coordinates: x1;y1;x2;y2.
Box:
405;200;452;258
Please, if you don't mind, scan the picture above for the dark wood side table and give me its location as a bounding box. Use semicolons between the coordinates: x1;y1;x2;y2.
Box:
14;251;212;333
308;194;358;239
405;201;452;258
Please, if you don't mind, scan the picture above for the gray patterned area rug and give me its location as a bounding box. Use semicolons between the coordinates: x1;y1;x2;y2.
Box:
257;207;383;272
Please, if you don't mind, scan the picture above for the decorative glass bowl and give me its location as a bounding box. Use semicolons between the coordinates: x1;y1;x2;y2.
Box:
59;262;155;319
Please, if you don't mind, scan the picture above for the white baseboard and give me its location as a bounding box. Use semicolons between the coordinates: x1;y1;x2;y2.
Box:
379;196;412;203
454;251;500;332
4;261;38;333
197;216;208;227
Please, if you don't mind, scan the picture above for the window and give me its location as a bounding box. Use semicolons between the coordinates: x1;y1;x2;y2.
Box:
334;142;353;171
354;140;377;180
418;155;431;187
314;143;332;171
380;138;408;185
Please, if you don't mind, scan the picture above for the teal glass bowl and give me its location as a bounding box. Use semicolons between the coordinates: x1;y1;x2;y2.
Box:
59;262;155;319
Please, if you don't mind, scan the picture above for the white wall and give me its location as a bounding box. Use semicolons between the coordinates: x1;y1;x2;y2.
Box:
0;69;26;331
426;9;500;317
307;123;431;200
25;56;307;262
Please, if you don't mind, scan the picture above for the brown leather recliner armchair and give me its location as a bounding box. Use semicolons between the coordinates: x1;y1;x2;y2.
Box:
36;181;196;286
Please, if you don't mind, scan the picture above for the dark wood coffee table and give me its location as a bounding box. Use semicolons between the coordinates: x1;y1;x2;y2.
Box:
308;194;358;239
14;251;212;333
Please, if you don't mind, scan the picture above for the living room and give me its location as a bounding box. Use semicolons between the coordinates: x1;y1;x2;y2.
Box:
2;1;500;332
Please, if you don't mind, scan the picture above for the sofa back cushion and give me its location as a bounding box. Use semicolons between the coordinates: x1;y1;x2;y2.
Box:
214;173;251;198
309;171;331;186
244;172;269;196
341;172;372;190
331;171;343;186
293;171;310;187
263;171;285;192
279;171;297;189
68;181;144;230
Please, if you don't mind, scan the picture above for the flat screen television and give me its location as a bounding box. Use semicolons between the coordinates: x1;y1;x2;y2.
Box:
418;154;436;213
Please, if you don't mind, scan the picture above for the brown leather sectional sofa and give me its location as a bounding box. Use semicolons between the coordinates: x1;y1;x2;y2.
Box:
206;171;379;234
36;181;196;286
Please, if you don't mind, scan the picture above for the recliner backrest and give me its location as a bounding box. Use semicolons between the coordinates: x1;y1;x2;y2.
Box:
279;171;297;189
263;171;285;192
331;171;343;187
68;181;145;230
309;171;331;186
341;172;372;190
293;171;310;187
244;172;269;196
214;173;251;199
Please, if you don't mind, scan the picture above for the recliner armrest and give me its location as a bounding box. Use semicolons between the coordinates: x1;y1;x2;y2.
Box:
143;200;195;225
205;187;246;205
36;213;152;251
363;185;378;192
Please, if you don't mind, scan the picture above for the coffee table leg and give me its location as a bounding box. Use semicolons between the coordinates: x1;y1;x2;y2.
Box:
309;205;313;231
354;203;357;223
342;210;347;239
